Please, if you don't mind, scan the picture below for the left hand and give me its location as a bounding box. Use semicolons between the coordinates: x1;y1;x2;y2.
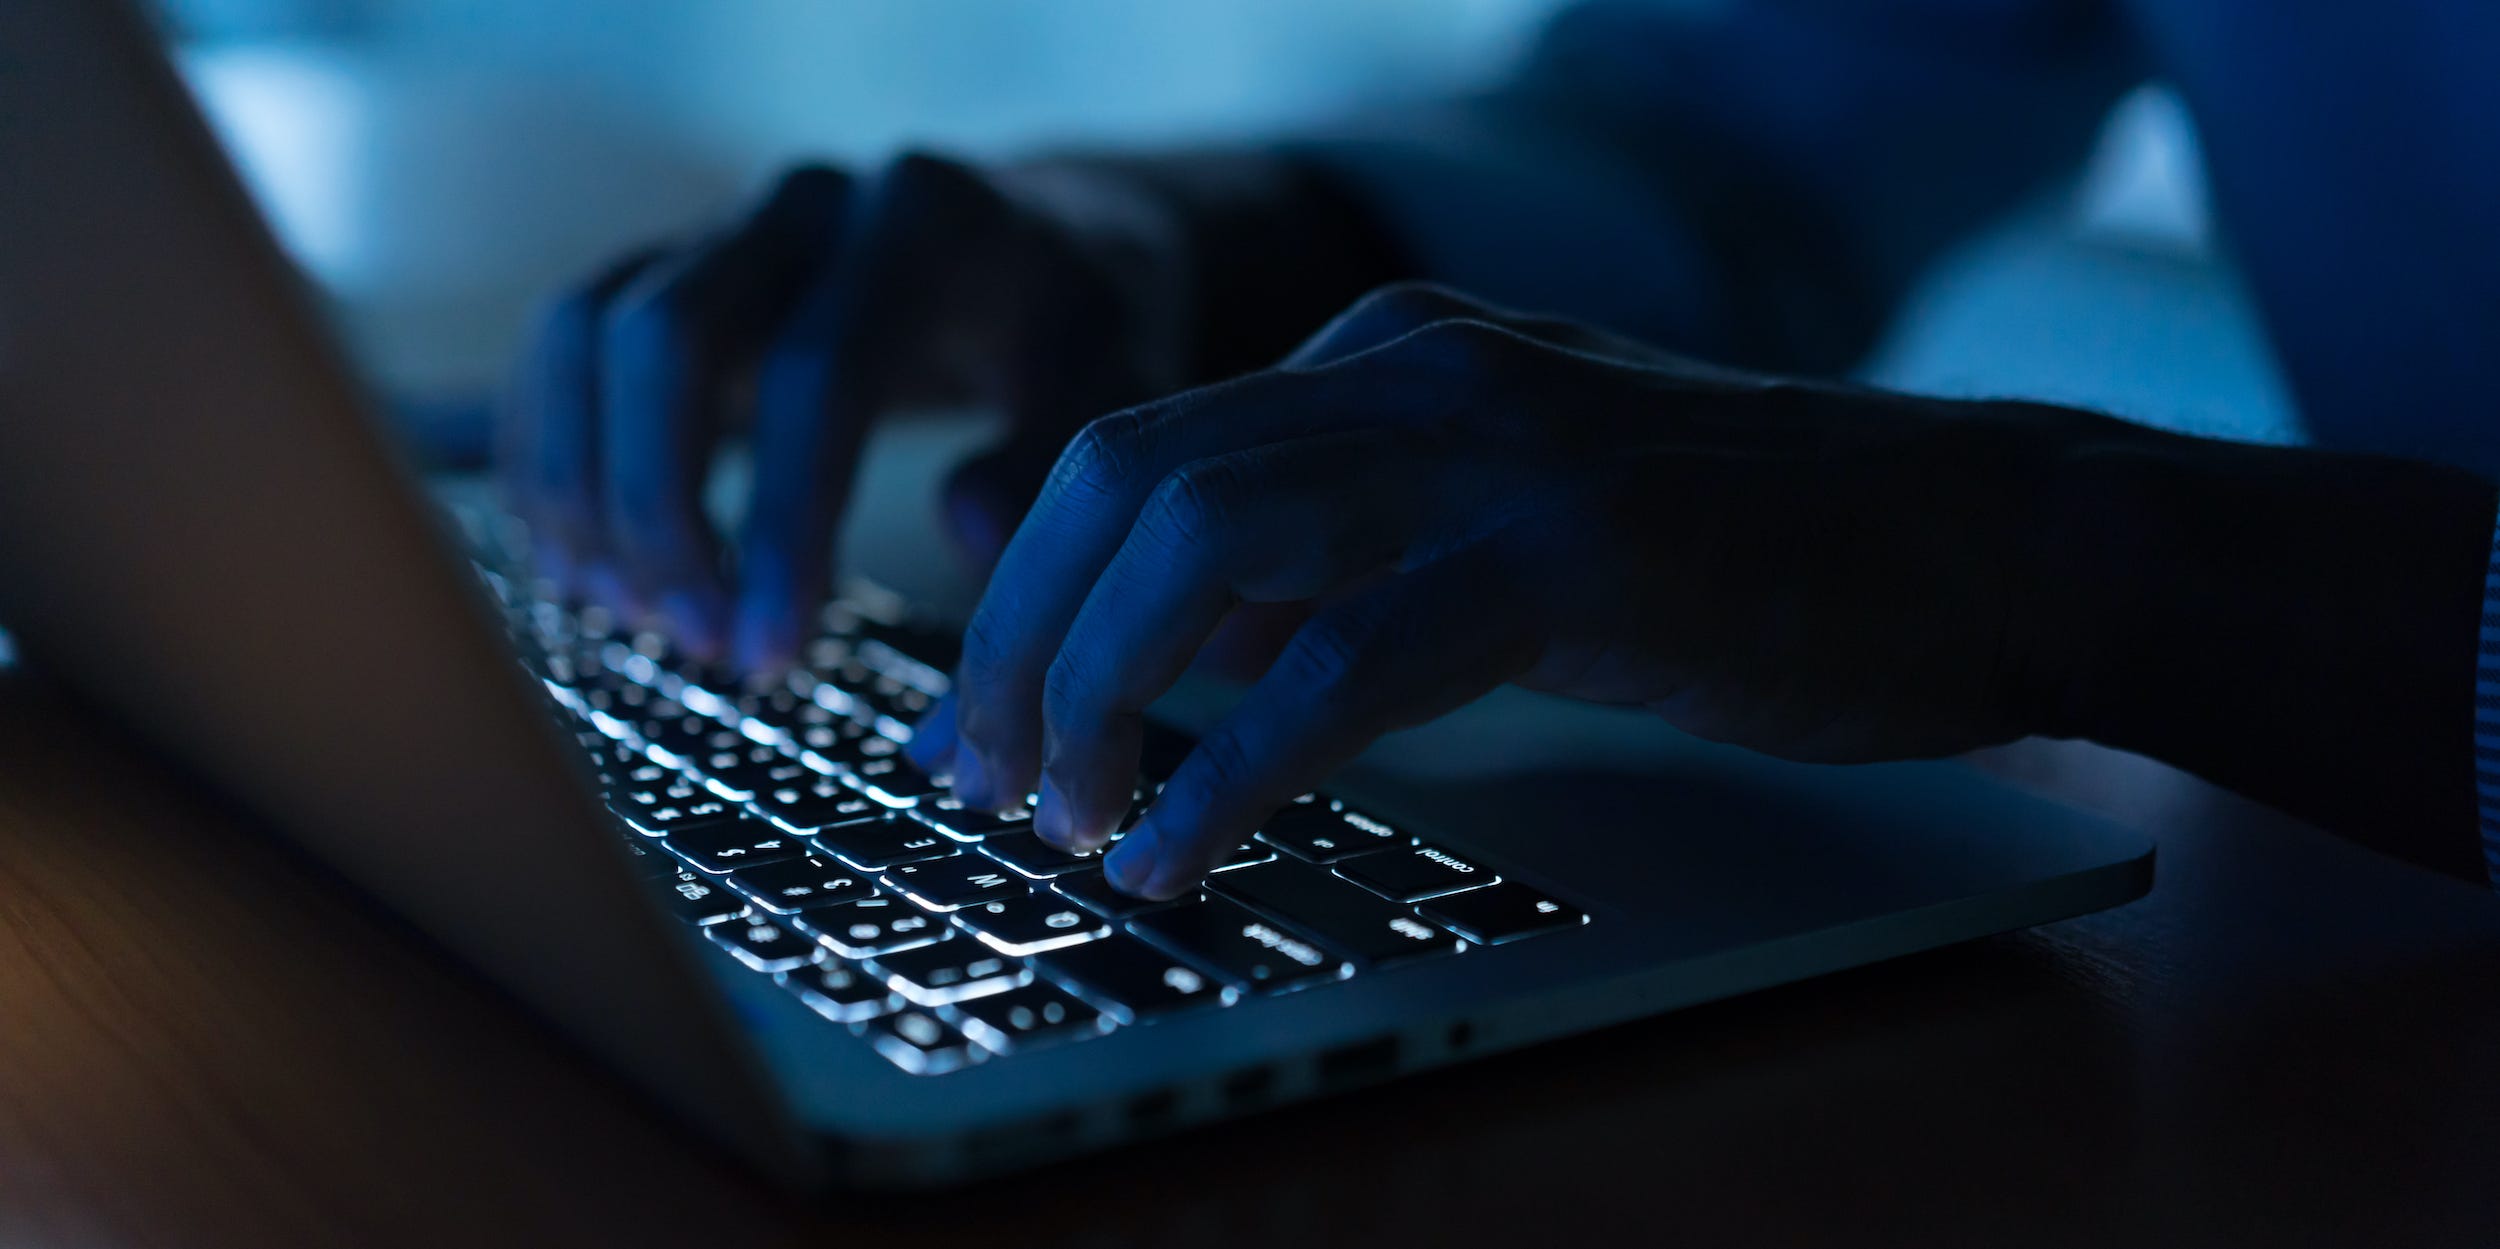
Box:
911;283;2126;898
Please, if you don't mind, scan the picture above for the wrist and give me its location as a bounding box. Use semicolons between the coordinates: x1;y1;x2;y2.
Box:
2028;419;2495;866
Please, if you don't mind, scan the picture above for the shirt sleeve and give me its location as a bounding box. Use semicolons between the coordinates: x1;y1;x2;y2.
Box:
2476;502;2500;888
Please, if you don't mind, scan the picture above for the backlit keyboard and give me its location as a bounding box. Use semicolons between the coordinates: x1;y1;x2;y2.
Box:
490;573;1590;1075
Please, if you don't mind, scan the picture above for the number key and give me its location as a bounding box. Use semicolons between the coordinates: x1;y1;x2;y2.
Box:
729;854;873;913
666;819;807;874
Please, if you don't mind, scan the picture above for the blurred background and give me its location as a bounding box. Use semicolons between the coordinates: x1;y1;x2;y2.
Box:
155;0;2300;467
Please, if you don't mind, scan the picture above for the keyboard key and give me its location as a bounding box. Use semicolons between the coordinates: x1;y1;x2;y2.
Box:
912;793;1034;841
808;814;955;870
849;753;945;806
1212;860;1465;967
881;854;1027;911
792;896;947;958
584;739;662;791
847;670;938;729
609;779;739;836
641;712;744;764
664;820;808;875
1334;843;1501;902
729;855;874;913
852;619;961;677
947;983;1107;1053
1051;870;1192;919
1418;882;1588;945
797;717;901;772
1128;897;1349;992
867;938;1032;1006
751;775;884;832
707;912;817;973
1257;802;1406;862
613;834;679;879
863;1009;980;1074
575;679;659;729
605;756;678;796
952;892;1110;956
1036;933;1233;1023
689;741;808;801
980;832;1097;878
737;687;844;743
777;959;900;1023
1208;841;1276;872
651;867;749;926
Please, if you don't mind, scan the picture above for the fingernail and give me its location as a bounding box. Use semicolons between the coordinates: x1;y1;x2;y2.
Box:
1034;776;1076;848
1051;772;1123;851
1105;824;1156;896
951;748;994;811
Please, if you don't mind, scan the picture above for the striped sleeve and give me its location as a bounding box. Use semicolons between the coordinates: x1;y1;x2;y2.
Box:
2477;504;2500;888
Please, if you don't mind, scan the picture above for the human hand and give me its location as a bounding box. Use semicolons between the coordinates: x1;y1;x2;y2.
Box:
498;153;1189;668
910;283;2129;897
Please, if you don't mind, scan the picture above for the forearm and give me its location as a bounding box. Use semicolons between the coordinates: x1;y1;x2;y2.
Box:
2040;423;2495;880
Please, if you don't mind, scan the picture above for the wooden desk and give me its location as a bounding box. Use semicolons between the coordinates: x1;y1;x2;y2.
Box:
2;671;2496;1247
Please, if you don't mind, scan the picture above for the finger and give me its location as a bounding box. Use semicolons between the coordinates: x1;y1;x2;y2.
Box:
904;693;960;772
732;154;1009;673
502;248;663;598
950;312;1551;815
596;167;849;653
945;356;1431;812
1033;429;1475;850
1104;544;1543;898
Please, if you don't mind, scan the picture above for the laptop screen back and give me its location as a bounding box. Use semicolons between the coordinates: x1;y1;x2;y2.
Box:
0;0;810;1181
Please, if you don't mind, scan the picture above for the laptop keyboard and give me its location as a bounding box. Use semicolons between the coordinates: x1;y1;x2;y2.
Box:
494;575;1590;1076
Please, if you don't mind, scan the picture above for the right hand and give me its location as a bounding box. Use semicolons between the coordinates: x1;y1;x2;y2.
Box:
498;153;1191;669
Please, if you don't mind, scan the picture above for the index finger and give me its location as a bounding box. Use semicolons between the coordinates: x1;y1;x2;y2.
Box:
946;341;1471;822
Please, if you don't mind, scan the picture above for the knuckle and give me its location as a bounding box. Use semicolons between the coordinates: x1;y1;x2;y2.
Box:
1273;614;1379;709
1180;726;1258;801
1050;409;1152;506
954;607;1022;704
1040;649;1106;732
1134;460;1236;555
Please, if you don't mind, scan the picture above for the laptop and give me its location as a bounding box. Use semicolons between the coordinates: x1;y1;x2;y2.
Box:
0;0;2153;1190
